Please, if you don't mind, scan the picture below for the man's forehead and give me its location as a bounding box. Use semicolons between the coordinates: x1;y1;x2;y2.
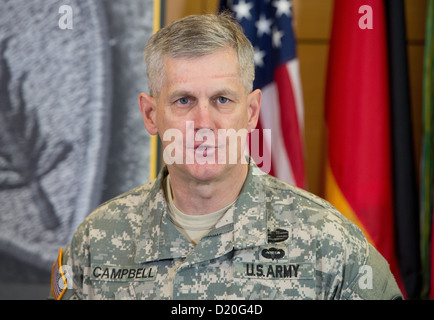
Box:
166;71;240;85
162;54;242;88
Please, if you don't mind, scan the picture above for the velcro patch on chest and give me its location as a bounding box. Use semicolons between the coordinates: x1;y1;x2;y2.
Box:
90;265;158;281
234;262;314;280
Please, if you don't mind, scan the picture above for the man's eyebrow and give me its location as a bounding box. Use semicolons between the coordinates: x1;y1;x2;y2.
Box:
167;88;240;101
212;88;239;98
167;90;194;101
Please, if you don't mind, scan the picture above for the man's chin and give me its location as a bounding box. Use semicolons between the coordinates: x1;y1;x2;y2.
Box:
186;162;229;182
173;162;241;183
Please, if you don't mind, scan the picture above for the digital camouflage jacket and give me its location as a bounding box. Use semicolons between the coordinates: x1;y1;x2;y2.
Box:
52;160;403;300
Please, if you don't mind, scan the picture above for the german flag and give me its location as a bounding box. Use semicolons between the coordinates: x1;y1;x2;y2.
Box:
324;0;404;294
385;0;421;300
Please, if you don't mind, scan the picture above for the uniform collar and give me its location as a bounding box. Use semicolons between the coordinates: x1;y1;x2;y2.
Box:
232;160;268;249
134;159;268;264
134;166;192;264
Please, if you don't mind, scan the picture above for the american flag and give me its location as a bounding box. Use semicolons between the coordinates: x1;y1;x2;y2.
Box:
220;0;305;188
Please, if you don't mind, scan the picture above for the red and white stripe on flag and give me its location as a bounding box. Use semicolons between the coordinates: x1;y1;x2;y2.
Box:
257;59;305;188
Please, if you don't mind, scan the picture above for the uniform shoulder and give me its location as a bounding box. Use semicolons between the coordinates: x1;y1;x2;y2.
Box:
261;173;367;247
263;173;333;208
82;180;155;225
67;180;157;253
261;172;339;215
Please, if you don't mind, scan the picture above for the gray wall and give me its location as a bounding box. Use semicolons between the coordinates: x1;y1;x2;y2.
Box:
0;0;153;299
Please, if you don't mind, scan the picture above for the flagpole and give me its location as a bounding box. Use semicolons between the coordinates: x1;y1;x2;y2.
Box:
149;0;164;180
421;0;434;299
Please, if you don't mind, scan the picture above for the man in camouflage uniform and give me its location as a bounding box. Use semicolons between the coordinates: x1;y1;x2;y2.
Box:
51;13;403;300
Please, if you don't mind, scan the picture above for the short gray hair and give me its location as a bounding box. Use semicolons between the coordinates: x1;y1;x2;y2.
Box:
143;12;255;96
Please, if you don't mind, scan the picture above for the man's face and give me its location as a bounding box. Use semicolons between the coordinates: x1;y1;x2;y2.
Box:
141;47;261;183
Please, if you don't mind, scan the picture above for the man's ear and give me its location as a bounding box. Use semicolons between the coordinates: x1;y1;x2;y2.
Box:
138;92;158;135
247;89;262;132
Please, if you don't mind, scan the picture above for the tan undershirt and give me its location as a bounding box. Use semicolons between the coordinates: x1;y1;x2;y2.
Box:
164;175;235;246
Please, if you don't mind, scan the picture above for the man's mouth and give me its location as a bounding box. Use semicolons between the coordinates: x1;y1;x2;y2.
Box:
194;144;216;150
192;144;223;158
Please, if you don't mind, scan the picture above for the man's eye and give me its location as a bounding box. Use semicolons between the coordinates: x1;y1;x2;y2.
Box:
177;97;190;105
217;97;229;104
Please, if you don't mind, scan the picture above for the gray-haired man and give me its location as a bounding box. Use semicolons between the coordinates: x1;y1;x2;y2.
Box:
51;13;402;300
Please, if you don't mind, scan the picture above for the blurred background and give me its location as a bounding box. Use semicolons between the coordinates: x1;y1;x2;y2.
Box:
0;0;432;299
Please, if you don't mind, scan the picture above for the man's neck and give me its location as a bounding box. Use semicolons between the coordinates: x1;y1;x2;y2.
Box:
167;164;248;215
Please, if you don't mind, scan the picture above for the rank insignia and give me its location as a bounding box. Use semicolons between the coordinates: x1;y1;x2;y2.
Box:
267;228;289;243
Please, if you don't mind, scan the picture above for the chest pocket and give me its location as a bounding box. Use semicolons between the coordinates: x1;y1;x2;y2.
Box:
113;283;137;300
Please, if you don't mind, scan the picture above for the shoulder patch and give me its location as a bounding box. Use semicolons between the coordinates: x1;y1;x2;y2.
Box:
51;248;68;300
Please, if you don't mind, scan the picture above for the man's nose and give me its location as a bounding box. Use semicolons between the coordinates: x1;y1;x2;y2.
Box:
192;100;214;129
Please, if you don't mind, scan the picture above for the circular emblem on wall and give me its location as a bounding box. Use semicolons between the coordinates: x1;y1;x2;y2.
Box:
0;0;111;270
